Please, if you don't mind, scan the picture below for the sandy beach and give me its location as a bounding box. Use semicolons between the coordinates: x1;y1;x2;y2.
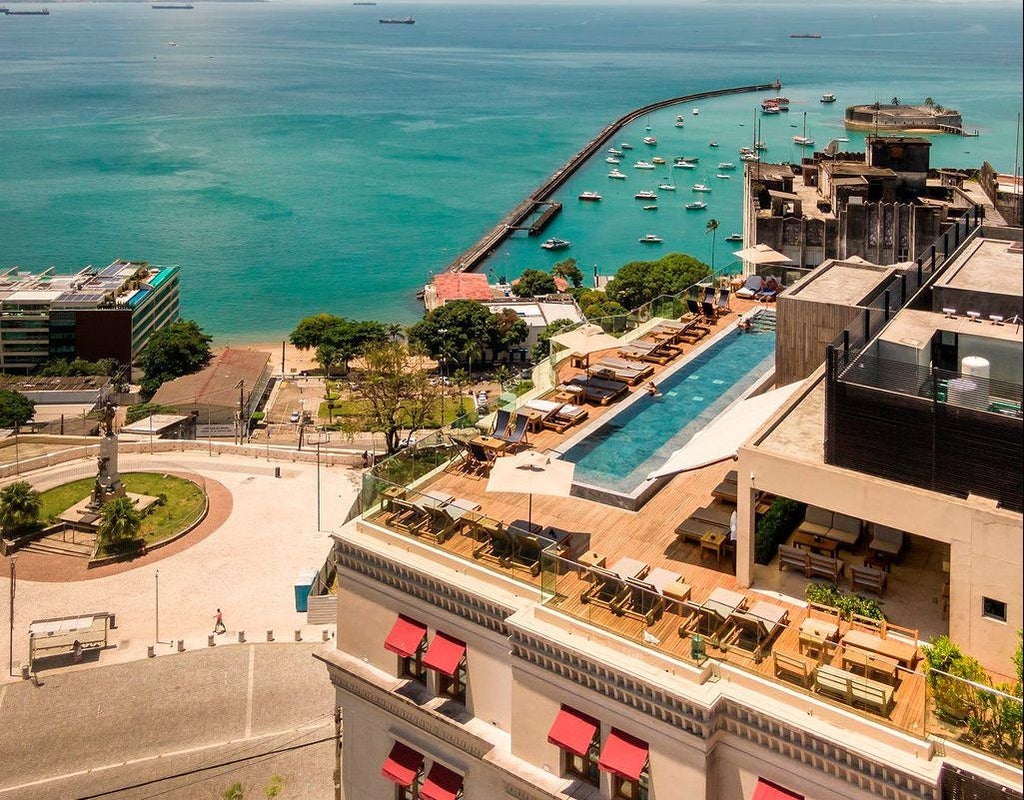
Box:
222;341;320;375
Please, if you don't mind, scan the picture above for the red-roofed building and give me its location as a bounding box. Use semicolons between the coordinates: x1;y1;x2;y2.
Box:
424;273;494;310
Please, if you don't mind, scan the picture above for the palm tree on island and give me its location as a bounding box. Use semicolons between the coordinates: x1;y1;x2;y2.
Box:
705;218;720;271
98;496;143;552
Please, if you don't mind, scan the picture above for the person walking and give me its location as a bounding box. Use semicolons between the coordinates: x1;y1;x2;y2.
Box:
213;608;227;635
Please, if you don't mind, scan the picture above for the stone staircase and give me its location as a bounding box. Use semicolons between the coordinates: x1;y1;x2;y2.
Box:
21;531;96;559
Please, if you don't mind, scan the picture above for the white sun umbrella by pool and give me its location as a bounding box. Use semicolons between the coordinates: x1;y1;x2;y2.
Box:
550;324;621;366
486;450;575;531
732;243;793;265
647;383;803;480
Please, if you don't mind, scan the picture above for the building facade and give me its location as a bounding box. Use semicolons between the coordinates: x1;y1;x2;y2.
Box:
0;260;180;374
317;215;1022;800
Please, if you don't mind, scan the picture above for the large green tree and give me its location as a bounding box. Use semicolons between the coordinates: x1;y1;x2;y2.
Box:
605;252;711;310
0;389;35;428
0;481;41;535
488;309;530;362
409;300;493;364
289;314;387;374
573;289;628;321
511;269;557;298
551;257;585;288
350;342;435;454
97;496;143;549
138;320;213;398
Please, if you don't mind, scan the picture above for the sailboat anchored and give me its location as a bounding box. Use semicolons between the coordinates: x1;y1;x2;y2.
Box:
793;111;815;147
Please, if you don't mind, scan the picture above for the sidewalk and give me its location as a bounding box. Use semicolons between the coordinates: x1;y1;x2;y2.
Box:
0;450;359;683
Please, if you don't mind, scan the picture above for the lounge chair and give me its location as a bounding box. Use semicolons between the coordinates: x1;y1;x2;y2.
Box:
472;523;516;567
691;502;734;528
597;356;655;377
497;414;529;448
523;398;564;427
412;503;459;544
711;472;738;503
544;404;589;432
588;363;650;385
580;566;629;610
720;600;789;662
716;288;732;315
385;498;430;532
701;301;718;322
614;577;666;625
684;298;715;327
735;274;764;299
756;276;780;302
567;376;628;406
460;440;495;475
700;285;716;305
491;408;512;438
675;516;728;545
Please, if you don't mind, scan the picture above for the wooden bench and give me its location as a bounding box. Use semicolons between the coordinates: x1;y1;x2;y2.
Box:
773;650;817;688
807;552;844;582
814;665;893;716
777;544;808;574
841;647;900;684
841;627;918;670
850;564;888;595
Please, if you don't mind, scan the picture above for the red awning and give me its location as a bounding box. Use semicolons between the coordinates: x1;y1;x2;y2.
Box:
598;728;649;781
423;632;466;676
380;741;424;788
420;763;463;800
384;615;427;658
752;778;803;800
547;707;599;757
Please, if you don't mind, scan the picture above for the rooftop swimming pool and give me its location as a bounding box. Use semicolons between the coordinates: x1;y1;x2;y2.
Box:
560;314;776;508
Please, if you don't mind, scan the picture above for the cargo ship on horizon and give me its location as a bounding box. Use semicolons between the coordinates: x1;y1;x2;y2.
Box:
379;16;414;24
152;3;194;8
1;6;51;14
789;33;822;39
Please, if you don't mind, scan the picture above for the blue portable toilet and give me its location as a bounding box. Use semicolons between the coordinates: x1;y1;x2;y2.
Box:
294;570;317;612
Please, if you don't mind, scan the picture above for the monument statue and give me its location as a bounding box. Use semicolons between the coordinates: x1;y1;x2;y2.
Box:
89;401;126;509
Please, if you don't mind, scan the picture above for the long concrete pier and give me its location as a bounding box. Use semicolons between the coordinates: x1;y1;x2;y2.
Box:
444;79;782;275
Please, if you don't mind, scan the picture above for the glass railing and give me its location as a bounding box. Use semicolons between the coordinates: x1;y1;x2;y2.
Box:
925;668;1023;765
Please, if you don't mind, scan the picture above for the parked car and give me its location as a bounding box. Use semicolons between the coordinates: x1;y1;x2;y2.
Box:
289;411;300;423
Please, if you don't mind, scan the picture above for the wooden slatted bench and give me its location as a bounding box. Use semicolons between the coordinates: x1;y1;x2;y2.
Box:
807;552;844;582
777;544;808;574
773;650;817;688
850;564;888;595
814;665;893;716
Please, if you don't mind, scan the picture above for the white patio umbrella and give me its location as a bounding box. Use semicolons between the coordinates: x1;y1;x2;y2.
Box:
486;450;576;530
550;324;621;366
732;243;793;265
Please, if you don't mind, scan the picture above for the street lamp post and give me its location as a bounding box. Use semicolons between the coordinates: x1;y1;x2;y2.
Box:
155;568;160;644
308;432;331;532
437;328;448;427
8;554;16;677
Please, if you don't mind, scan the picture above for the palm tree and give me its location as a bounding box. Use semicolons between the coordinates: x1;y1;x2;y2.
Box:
97;496;143;550
924;97;935;108
0;481;41;535
705;218;720;272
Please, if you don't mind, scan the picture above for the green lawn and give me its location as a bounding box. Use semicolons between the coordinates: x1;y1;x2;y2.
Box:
318;398;469;428
37;472;207;546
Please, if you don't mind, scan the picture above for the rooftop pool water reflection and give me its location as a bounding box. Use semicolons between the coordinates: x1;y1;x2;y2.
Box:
561;314;776;507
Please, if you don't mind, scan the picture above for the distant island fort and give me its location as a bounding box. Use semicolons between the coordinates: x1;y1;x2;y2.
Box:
845;98;975;135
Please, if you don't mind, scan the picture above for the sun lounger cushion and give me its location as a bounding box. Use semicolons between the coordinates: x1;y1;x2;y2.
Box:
525;399;562;414
735;275;763;299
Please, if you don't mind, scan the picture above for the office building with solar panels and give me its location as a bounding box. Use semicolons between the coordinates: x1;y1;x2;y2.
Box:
0;260;180;374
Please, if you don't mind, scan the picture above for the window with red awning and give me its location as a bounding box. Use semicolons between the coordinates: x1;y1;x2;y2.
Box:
423;632;466;676
547;706;600;757
598;728;649;781
420;762;463;800
384;615;427;658
380;741;423;788
752;778;803;800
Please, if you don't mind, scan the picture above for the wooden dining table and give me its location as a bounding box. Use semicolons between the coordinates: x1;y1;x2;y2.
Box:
472;435;508;454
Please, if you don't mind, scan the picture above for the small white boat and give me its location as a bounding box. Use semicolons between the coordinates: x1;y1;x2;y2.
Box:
754;141;767;151
578;191;602;202
633;161;655;170
643;136;658;146
761;105;780;115
634;190;658;200
691;184;712;193
651;156;667;165
682;156;699;163
725;233;743;242
676;114;685;122
541;238;570;251
620;142;634;150
674;161;696;169
738;146;754;155
674;120;685;128
709;141;719;147
692;108;700;115
685;201;708;210
716;173;731;180
607;147;624;156
717;162;736;170
639;234;663;243
820;92;837;103
643;205;658;211
835;136;850;143
167;41;178;47
739;153;760;162
606;156;621;164
793;135;815;147
608;169;627;179
658;182;676;191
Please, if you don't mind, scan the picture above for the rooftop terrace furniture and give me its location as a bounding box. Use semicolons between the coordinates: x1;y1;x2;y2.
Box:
643;567;691;611
850;563;888;596
734;274;763;299
773;650;817;688
386;497;430;532
675;516;728;546
798;506;833;538
607;556;650;580
615;577;666;625
567;376;629;406
461;440;496;475
777;543;810;574
841;647;899;685
472;523;515;568
580;566;629;611
691;502;734;528
823;513;861;547
509;532;546;576
869;525;905;560
491;408;512;438
841;628;918;670
413;503;460;544
683;587;747;640
756;277;781;302
814;664;893;716
716;287;732;315
543;403;589;433
807;552;844;582
497;414;530;448
701;301;718;322
798;617;839;659
588;362;650;386
523;398;564;430
721;600;789;663
701;285;716;305
711;471;739;504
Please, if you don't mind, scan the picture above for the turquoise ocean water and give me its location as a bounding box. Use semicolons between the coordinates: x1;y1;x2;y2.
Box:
1;2;1020;341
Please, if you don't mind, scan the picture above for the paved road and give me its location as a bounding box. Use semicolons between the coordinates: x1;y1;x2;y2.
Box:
0;643;336;799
